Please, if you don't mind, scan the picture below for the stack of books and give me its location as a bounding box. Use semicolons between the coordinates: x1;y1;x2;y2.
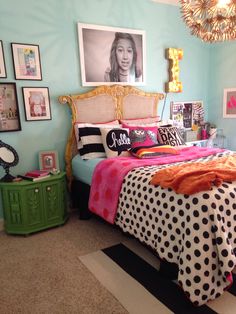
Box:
18;170;51;181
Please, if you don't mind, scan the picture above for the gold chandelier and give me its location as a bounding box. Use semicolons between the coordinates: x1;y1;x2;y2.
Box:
180;0;236;42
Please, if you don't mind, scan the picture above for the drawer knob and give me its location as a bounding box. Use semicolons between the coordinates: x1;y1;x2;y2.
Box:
47;186;51;192
35;188;39;193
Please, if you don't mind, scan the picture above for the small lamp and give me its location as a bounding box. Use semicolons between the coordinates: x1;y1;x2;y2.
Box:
165;48;183;93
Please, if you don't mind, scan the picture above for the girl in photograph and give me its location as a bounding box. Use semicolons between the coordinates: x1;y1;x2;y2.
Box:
104;32;142;83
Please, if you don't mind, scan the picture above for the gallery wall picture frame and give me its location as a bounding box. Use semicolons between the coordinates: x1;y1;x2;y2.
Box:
77;22;146;86
39;150;59;171
0;82;21;132
170;100;204;129
11;43;42;80
22;87;51;121
223;88;236;118
0;40;7;78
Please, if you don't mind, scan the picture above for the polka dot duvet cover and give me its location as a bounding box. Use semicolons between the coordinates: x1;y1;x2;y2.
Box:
115;151;236;306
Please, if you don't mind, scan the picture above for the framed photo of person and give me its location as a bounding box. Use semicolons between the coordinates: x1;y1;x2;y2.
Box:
0;40;7;78
77;22;146;86
22;87;51;121
11;43;42;80
223;88;236;118
39;150;59;171
0;82;21;132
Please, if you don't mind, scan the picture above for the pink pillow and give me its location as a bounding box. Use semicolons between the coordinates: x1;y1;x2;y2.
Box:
122;124;159;148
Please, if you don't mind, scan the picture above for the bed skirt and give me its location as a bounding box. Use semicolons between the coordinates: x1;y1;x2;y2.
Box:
71;180;92;220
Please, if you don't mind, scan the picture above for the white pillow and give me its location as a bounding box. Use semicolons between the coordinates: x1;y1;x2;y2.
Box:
100;128;131;158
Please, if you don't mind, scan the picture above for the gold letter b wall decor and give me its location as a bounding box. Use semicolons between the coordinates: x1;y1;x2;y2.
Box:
165;48;183;93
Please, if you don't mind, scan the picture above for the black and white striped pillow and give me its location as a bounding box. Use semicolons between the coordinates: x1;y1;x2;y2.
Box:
74;121;120;150
78;127;106;160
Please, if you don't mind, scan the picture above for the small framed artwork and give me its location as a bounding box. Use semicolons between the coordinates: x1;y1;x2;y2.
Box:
22;87;51;121
0;82;21;132
78;22;146;86
11;43;42;80
223;88;236;118
39;150;59;171
170;101;204;128
0;40;7;78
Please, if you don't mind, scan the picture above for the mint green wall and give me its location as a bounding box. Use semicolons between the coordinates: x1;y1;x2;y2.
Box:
0;0;211;218
208;42;236;150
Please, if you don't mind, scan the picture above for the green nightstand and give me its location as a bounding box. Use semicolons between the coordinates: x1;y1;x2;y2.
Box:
0;172;68;235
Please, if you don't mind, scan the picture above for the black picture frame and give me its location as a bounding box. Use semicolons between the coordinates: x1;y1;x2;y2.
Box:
22;87;51;121
0;82;21;132
11;42;42;80
0;40;7;78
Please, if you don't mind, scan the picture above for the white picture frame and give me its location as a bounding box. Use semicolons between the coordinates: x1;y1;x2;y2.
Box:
77;22;146;86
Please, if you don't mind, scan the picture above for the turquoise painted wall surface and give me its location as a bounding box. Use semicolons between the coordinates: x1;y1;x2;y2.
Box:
0;0;215;218
208;42;236;150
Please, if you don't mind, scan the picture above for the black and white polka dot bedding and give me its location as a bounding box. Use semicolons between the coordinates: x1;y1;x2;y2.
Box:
115;151;236;306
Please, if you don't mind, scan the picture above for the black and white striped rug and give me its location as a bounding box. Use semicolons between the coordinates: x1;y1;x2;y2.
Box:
80;239;236;314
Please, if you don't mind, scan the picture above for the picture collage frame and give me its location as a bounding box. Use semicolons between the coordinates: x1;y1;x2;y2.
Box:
0;40;52;132
0;82;21;132
170;101;204;129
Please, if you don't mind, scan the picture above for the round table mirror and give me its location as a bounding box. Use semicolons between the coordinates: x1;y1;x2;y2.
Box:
0;140;19;182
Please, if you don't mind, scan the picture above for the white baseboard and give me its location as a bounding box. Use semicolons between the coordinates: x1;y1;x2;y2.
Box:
0;218;4;232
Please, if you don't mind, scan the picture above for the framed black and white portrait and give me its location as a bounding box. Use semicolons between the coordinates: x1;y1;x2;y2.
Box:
77;23;146;86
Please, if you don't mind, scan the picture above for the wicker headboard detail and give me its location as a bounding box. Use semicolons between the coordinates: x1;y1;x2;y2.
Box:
58;85;164;186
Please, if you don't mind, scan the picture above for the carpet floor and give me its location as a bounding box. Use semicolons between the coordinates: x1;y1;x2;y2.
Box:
0;212;128;314
1;211;236;314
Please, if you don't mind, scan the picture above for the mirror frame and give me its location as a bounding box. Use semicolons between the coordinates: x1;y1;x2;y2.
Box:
0;140;19;182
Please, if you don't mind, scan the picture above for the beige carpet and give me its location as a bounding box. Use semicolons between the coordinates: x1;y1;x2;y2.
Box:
0;212;128;314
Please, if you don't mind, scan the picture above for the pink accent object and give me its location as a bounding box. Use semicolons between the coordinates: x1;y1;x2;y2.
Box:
89;146;224;224
227;96;236;108
25;170;50;177
122;124;158;148
201;129;207;140
226;272;233;287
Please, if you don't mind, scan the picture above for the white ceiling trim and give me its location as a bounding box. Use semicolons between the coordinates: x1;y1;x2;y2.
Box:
151;0;179;6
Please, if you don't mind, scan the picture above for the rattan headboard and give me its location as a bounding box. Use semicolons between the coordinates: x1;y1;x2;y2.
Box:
58;85;164;186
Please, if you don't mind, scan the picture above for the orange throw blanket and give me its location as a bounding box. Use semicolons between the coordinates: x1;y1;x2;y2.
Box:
150;154;236;195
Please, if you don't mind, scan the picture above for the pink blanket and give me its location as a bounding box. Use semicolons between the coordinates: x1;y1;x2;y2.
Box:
88;146;224;224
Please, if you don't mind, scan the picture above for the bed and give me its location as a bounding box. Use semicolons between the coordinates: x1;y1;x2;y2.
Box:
58;85;236;306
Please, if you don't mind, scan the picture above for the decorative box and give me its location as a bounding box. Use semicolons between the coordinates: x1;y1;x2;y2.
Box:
184;130;198;142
